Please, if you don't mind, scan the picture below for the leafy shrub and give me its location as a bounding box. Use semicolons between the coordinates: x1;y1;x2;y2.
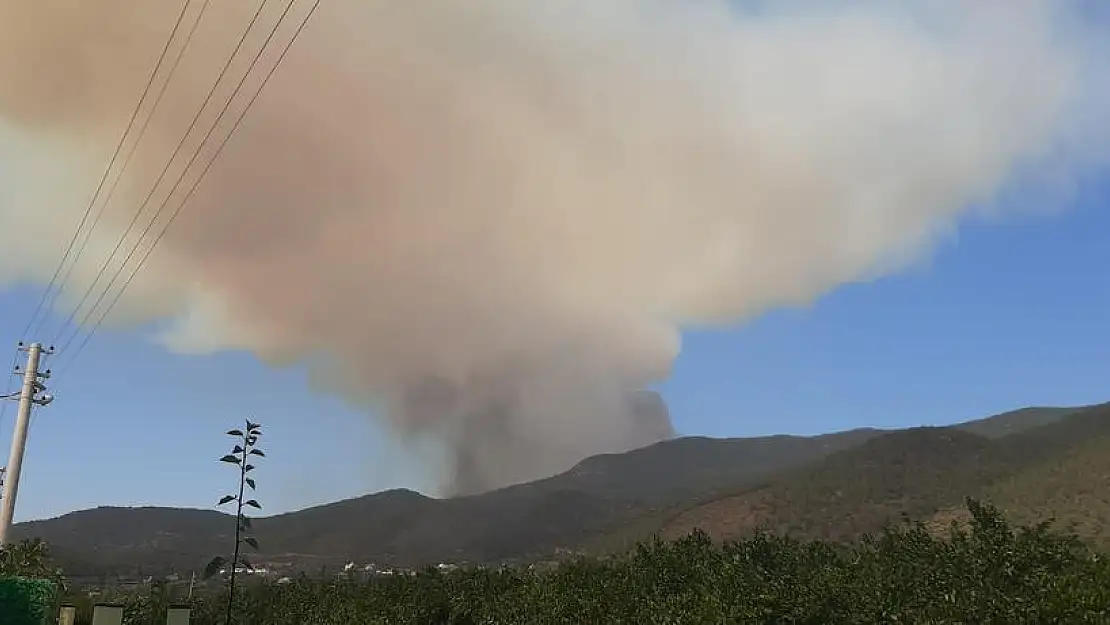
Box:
0;577;58;625
0;539;65;584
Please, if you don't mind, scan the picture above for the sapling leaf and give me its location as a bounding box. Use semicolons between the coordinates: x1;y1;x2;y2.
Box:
219;455;240;464
218;495;236;505
250;449;265;457
243;536;260;550
245;464;255;472
232;445;244;454
246;477;256;490
247;421;261;431
226;430;244;437
245;499;262;509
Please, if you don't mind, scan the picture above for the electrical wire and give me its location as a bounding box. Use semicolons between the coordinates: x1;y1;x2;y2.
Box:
19;0;196;343
53;0;322;377
0;347;19;435
50;0;273;349
39;0;215;342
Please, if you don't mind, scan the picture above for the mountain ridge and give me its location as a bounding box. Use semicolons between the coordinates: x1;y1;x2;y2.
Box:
658;402;1110;544
12;402;1102;577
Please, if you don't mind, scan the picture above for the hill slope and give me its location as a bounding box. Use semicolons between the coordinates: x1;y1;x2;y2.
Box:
661;402;1110;543
952;405;1084;439
12;507;235;576
928;403;1110;543
662;427;998;541
12;403;1102;576
16;427;887;574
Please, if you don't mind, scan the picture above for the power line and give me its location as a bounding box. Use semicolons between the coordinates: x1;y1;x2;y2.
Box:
19;0;195;342
39;0;215;342
51;0;285;353
50;0;273;349
0;347;19;435
53;0;322;376
58;0;318;367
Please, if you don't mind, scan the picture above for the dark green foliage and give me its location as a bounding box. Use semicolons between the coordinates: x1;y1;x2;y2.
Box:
0;539;62;579
0;577;58;625
0;539;66;597
84;501;1110;624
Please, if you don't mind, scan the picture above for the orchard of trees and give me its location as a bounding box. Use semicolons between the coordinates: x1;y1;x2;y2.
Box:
33;500;1110;624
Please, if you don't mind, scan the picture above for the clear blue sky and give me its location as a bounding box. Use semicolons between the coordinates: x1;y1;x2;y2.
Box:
1;174;1106;522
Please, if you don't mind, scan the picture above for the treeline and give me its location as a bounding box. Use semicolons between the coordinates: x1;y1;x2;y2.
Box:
65;501;1110;624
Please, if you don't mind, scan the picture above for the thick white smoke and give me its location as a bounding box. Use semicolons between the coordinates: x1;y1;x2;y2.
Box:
0;0;1106;494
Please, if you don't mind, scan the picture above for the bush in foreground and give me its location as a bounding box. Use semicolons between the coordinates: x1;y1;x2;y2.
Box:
70;501;1110;624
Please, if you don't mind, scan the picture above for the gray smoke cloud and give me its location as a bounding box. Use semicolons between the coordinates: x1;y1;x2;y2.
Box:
0;0;1107;495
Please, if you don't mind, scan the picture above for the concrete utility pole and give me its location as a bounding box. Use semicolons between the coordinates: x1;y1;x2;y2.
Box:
0;342;54;546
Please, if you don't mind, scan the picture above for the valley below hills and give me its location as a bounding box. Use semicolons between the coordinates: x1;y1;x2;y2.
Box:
14;402;1109;579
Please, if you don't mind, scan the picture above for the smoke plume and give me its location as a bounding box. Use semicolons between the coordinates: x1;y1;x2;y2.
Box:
0;0;1106;495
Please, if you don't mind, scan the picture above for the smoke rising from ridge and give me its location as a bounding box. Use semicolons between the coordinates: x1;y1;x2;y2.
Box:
0;0;1107;495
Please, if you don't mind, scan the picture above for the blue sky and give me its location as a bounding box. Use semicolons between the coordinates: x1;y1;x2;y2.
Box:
1;172;1107;522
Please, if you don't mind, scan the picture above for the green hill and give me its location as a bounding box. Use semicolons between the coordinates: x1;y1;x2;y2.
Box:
12;402;1106;577
660;402;1110;544
929;403;1110;543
